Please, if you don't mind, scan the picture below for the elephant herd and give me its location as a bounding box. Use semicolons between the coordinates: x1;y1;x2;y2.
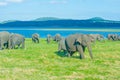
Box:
57;33;120;59
0;31;120;59
108;34;120;41
0;31;25;50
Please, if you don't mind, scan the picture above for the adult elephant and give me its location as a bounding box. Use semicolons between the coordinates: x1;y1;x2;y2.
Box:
32;33;40;43
108;34;118;41
53;33;62;42
46;34;51;44
65;34;93;59
0;31;10;50
90;34;104;42
9;33;25;49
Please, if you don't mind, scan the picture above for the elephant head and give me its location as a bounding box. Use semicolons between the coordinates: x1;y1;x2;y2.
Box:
76;34;93;59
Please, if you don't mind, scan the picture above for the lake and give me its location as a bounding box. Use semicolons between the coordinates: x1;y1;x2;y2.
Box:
0;28;120;38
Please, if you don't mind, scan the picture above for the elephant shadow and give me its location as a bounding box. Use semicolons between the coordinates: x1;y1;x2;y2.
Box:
54;51;80;59
54;51;67;57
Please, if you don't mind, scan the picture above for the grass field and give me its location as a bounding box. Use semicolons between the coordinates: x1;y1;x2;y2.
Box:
0;39;120;80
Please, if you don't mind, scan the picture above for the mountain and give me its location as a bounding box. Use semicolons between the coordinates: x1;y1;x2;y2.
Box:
33;17;61;21
0;17;120;29
0;20;19;24
87;17;105;21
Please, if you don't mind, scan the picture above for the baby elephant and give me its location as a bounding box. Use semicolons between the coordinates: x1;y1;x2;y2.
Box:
58;38;67;55
9;33;25;49
32;33;40;43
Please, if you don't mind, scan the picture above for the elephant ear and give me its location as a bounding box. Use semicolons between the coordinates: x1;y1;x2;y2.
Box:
76;38;82;44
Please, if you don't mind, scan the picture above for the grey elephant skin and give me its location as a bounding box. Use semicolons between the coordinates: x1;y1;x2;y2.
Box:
46;34;51;44
108;34;119;41
53;33;62;42
58;38;67;55
89;34;104;42
0;31;10;50
9;33;25;49
65;34;93;59
32;33;40;43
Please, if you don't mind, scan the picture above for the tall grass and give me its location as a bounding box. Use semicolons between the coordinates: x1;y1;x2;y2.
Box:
0;39;120;80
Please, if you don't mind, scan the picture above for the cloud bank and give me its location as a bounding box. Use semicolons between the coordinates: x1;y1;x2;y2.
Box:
0;0;23;6
0;2;8;6
49;0;67;4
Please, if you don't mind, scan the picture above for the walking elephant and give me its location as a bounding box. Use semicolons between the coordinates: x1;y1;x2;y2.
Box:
65;34;93;59
89;34;104;42
53;33;62;42
0;31;10;50
9;33;25;49
32;33;40;43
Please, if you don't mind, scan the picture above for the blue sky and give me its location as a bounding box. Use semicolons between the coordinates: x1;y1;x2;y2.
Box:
0;0;120;21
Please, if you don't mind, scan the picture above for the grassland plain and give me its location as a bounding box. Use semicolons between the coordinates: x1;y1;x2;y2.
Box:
0;38;120;80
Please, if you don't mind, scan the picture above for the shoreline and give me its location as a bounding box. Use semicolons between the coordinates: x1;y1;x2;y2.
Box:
0;28;120;32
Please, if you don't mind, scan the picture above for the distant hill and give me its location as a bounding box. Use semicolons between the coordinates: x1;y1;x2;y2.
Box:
87;17;105;21
0;17;120;29
33;17;61;21
0;20;19;24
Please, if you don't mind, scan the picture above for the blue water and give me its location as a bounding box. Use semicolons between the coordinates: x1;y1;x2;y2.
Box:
0;29;120;38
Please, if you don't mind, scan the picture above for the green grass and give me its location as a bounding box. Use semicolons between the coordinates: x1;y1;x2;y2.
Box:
0;39;120;80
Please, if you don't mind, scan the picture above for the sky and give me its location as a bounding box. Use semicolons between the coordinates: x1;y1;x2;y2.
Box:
0;0;120;22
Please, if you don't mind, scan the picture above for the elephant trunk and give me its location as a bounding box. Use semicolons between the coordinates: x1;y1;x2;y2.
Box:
77;45;85;59
87;44;93;59
8;36;11;49
22;38;25;49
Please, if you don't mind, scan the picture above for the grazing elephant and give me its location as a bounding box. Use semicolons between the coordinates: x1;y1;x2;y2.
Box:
58;38;67;55
9;33;25;49
89;34;104;42
46;34;51;44
0;31;10;50
118;35;120;41
65;34;93;59
53;33;62;42
32;33;40;43
108;34;119;41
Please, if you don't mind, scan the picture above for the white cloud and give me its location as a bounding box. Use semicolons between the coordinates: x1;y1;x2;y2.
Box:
6;0;23;3
0;2;7;6
0;0;24;6
50;0;67;4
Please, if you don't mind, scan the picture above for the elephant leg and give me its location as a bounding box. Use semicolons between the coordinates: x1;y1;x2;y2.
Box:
58;43;61;53
70;52;74;56
82;46;86;52
18;44;21;49
67;51;71;57
22;40;25;49
77;45;85;59
87;45;93;59
37;39;39;43
11;43;14;49
0;42;3;50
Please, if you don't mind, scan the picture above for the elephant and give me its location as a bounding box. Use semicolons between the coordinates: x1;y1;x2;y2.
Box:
46;34;51;44
107;34;119;41
0;31;10;50
58;38;67;55
89;34;104;42
65;34;93;59
53;33;62;42
32;33;40;43
118;35;120;41
9;33;25;49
